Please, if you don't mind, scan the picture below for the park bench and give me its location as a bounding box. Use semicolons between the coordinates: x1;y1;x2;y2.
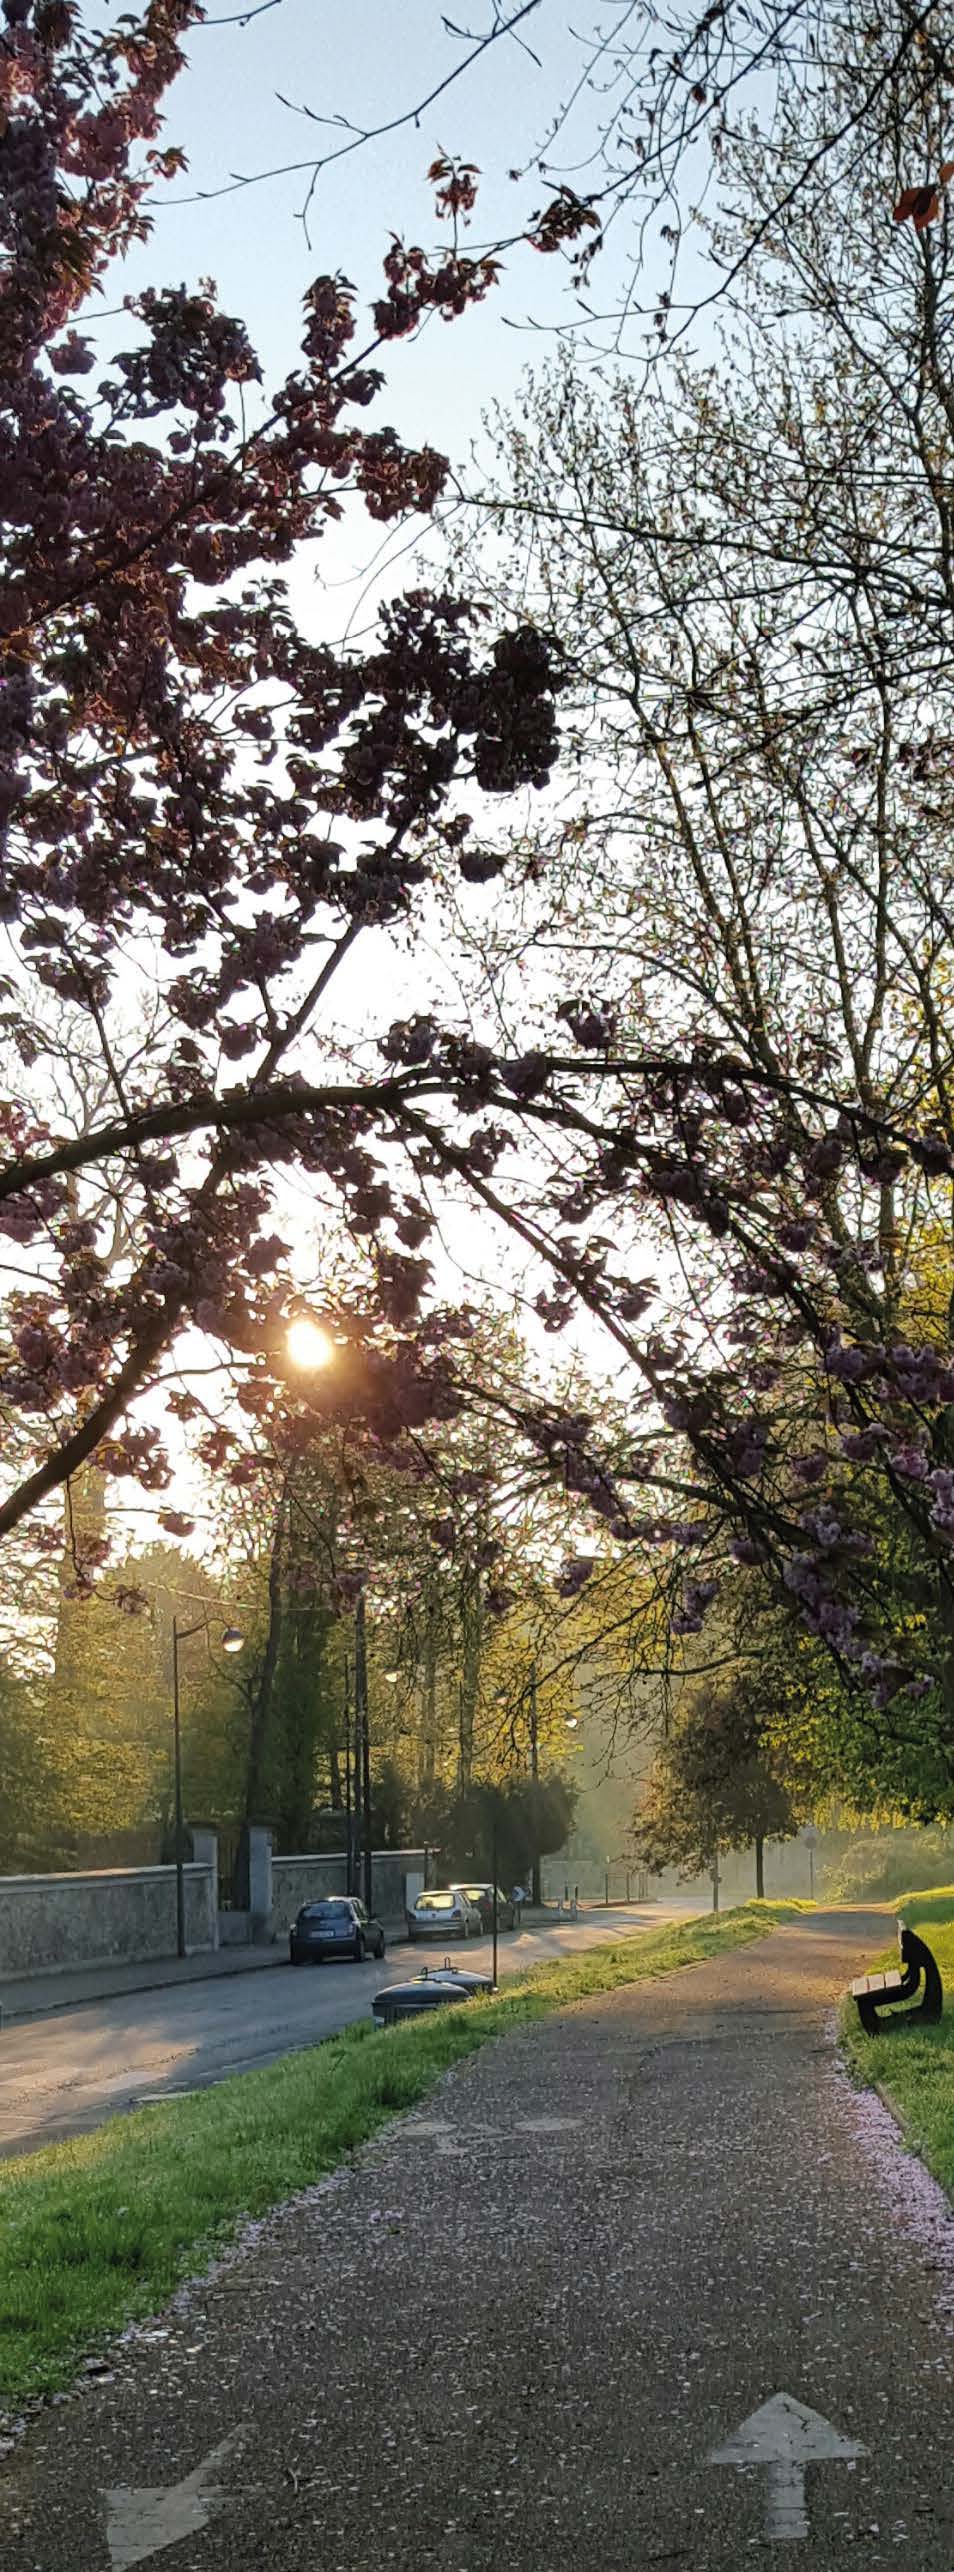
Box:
850;1920;943;2035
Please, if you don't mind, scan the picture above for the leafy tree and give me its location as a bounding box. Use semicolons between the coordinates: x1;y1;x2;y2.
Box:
444;1774;577;1891
440;5;954;1762
633;1679;801;1898
45;1524;244;1858
0;1657;60;1872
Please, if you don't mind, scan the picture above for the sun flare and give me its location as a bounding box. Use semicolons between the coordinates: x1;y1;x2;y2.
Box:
286;1315;335;1371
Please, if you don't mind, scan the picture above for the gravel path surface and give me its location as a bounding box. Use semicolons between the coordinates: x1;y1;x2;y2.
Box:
5;1906;953;2569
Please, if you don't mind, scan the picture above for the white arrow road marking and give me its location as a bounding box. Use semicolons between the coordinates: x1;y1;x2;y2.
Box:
709;2392;866;2541
104;2427;246;2569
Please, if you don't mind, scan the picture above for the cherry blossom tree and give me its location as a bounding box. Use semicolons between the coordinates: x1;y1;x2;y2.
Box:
12;0;954;1811
0;0;571;1549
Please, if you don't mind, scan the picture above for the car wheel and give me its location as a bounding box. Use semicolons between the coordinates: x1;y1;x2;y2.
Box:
354;1932;365;1962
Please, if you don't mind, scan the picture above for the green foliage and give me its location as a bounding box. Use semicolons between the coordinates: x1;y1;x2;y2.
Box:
442;1773;578;1883
633;1671;801;1879
0;1663;62;1874
258;1592;338;1849
890;1888;954;1927
824;1830;954;1904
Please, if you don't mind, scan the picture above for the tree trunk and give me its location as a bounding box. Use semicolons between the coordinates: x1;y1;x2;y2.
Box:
530;1663;541;1907
458;1562;482;1791
420;1618;438;1790
755;1834;765;1899
243;1478;287;1823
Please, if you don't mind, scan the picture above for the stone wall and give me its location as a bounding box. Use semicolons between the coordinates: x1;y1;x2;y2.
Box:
0;1863;216;1980
271;1848;428;1933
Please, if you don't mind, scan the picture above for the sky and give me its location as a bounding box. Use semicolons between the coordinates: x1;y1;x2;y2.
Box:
117;1;638;451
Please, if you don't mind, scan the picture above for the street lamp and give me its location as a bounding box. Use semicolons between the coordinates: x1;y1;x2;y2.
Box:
172;1615;244;1959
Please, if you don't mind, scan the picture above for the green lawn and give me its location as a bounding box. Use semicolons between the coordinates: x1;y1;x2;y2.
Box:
841;1886;954;2196
0;1901;806;2407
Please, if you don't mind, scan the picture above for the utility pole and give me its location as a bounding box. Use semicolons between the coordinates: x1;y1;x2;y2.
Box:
529;1661;541;1908
350;1638;361;1899
172;1618;186;1960
491;1815;499;1991
354;1591;373;1914
342;1652;352;1895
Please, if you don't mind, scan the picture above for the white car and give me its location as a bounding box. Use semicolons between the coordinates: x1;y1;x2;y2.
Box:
406;1887;484;1942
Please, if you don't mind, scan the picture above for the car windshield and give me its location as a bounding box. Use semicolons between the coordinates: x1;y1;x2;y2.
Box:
417;1893;454;1910
458;1887;484;1901
301;1901;351;1921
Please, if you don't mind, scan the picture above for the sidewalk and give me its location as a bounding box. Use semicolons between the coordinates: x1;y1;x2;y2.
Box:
0;1939;289;2024
9;1908;954;2569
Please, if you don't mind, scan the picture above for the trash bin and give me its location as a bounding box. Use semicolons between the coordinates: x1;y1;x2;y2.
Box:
372;1960;493;2028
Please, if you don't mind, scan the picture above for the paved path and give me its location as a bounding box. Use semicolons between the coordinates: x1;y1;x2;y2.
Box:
7;1906;954;2568
0;1904;678;2157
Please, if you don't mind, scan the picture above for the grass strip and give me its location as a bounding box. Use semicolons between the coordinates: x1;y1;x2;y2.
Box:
0;1899;807;2406
841;1886;954;2196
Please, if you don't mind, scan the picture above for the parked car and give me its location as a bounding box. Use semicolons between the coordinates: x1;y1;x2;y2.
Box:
406;1887;483;1942
289;1896;386;1965
450;1882;516;1932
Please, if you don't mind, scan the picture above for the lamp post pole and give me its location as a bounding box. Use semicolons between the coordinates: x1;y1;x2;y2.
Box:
342;1652;352;1895
354;1590;373;1914
172;1616;188;1961
491;1816;499;1991
529;1662;541;1909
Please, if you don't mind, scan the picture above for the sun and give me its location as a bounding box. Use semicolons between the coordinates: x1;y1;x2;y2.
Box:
286;1315;335;1371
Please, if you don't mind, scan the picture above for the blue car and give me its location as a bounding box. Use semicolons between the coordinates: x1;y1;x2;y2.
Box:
289;1896;385;1965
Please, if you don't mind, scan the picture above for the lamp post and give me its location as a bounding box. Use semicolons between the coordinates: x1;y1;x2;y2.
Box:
491;1813;499;1991
353;1590;373;1913
171;1616;244;1958
342;1652;353;1896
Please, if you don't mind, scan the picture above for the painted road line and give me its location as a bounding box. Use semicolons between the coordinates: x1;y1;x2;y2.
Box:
709;2392;865;2541
103;2428;247;2569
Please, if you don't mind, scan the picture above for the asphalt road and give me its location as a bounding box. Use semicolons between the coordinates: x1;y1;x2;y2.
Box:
9;1905;954;2571
0;1903;679;2158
